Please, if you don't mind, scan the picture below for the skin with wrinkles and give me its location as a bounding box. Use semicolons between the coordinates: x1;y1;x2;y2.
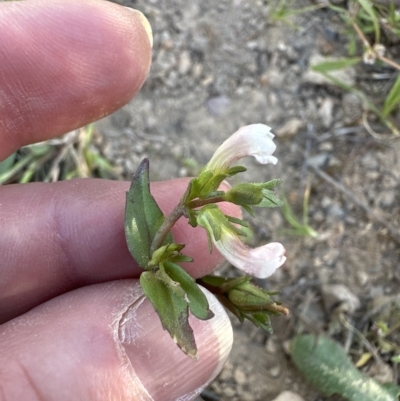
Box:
0;1;238;399
0;0;151;160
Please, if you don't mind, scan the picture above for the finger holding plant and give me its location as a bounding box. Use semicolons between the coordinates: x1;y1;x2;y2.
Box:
124;124;288;359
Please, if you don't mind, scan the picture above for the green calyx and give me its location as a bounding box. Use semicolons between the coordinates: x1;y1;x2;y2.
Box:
199;275;289;333
196;205;248;252
223;180;283;210
148;243;193;267
182;165;247;204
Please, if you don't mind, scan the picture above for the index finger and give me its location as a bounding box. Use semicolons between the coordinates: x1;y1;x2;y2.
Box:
0;0;152;161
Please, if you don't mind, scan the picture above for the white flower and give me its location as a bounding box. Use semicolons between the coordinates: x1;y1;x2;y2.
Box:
197;206;286;279
205;124;278;173
213;230;286;279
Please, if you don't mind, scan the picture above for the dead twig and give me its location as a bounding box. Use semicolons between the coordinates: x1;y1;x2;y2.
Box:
308;164;400;245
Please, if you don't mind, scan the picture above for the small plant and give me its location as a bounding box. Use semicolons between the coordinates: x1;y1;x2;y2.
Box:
280;184;318;238
124;124;289;358
312;1;400;134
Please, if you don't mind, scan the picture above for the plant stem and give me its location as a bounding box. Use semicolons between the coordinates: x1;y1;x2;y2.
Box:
186;196;225;209
150;196;227;255
150;204;186;254
377;55;400;71
351;19;370;48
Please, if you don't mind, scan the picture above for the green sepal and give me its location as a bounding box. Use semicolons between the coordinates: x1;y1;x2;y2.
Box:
170;254;194;263
124;159;173;269
187;209;199;228
243;312;272;332
140;271;198;359
262;179;282;189
196;205;222;252
181;178;194;204
186;171;213;202
198;275;285;333
224;181;283;208
199;275;227;288
226;165;247;176
164;262;214;320
256;189;283;208
225;215;249;227
198;173;228;198
228;286;274;312
242;204;255;217
224;183;264;206
149;243;186;267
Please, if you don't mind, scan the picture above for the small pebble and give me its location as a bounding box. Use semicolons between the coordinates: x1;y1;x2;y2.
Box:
271;391;306;401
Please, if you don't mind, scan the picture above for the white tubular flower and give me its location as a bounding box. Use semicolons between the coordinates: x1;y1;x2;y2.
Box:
197;206;286;279
214;231;286;279
205;124;278;173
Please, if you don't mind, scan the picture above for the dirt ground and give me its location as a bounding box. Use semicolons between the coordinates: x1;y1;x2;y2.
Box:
97;1;400;400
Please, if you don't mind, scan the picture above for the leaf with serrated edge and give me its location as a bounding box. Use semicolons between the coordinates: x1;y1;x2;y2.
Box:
124;159;173;268
164;262;214;320
140;271;198;359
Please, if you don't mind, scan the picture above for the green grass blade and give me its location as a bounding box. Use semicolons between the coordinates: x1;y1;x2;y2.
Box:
0;153;16;175
382;74;400;117
311;57;361;73
357;0;380;43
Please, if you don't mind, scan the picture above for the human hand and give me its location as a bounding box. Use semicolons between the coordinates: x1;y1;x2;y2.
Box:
0;1;236;399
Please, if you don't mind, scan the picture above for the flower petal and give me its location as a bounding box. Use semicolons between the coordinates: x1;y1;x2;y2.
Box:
213;230;286;279
206;124;278;173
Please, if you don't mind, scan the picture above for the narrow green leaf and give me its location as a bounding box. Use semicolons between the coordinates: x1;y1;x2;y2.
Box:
124;159;173;268
0;153;16;175
164;262;214;320
311;57;361;73
0;154;34;184
357;0;380;43
140;271;198;359
291;335;400;401
382;74;400;117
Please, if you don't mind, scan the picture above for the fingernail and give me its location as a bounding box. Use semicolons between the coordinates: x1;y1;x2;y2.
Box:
120;286;232;401
126;8;153;48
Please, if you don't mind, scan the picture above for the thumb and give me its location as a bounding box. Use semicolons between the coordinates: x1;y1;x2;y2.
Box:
0;280;232;401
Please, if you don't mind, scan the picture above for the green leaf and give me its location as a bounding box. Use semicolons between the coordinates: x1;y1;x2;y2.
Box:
291;335;400;401
140;271;198;359
382;74;400;117
311;57;361;73
357;0;380;44
164;262;214;320
0;153;16;175
124;159;173;269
